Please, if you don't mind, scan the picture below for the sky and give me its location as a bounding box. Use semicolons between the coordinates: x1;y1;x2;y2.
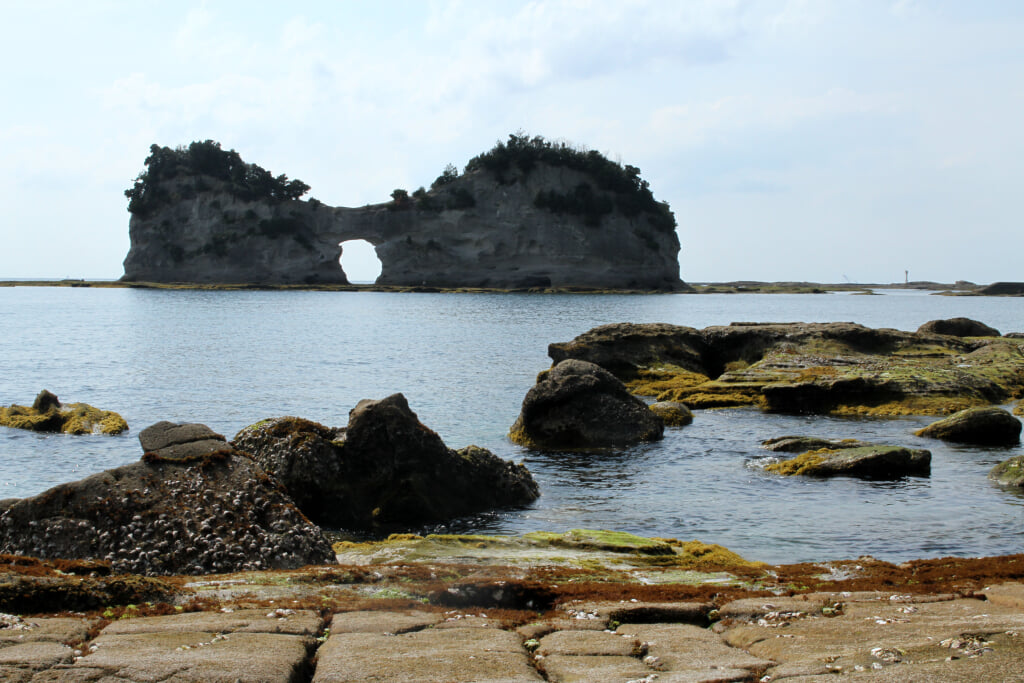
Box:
1;1;1022;284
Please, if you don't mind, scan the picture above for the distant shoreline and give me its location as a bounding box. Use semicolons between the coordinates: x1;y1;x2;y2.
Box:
0;279;1012;295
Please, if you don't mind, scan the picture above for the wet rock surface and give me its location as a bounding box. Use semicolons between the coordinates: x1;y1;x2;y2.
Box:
0;390;127;435
914;406;1022;445
233;393;539;529
548;320;1024;415
509;359;665;449
764;444;932;478
0;422;334;575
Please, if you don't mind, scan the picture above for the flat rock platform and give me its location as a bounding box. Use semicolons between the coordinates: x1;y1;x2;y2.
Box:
3;584;1024;681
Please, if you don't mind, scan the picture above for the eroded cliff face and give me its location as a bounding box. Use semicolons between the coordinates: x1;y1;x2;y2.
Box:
122;163;685;290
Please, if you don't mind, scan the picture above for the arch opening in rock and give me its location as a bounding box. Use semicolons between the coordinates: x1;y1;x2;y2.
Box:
338;239;383;284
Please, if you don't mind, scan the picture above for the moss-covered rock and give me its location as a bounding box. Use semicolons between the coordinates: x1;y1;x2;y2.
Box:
649;401;693;426
989;456;1024;488
546;321;1024;416
0;391;127;435
764;445;931;478
914;406;1022;445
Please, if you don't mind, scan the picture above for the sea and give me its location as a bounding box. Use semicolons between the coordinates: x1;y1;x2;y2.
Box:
1;286;1022;564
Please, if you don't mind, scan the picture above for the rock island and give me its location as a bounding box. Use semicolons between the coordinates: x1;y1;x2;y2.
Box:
121;135;686;290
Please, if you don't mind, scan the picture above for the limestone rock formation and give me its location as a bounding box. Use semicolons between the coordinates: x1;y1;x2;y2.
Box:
547;321;1024;416
509;359;665;449
0;423;334;575
121;136;686;290
764;444;931;478
232;394;539;529
0;390;128;435
914;407;1022;445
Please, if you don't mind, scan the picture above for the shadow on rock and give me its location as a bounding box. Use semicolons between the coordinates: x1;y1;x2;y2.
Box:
233;393;539;530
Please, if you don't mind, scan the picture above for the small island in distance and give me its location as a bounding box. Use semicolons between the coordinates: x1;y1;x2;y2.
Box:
119;134;686;291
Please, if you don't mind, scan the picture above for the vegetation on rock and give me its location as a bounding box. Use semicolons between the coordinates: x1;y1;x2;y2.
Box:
125;140;310;217
0;391;127;435
549;320;1024;417
465;132;676;232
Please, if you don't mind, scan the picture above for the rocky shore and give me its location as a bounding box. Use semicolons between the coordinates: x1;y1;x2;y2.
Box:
1;317;1023;680
1;533;1023;681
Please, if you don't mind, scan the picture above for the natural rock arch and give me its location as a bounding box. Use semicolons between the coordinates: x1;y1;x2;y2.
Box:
338;239;383;284
121;136;688;290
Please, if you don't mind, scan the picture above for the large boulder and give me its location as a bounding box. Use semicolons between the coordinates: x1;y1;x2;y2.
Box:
0;390;128;435
764;445;931;478
917;317;1001;337
233;394;539;529
914;406;1022;445
508;359;664;449
0;423;334;575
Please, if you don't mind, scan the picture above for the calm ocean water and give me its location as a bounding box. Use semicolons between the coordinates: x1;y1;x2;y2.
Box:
1;286;1022;563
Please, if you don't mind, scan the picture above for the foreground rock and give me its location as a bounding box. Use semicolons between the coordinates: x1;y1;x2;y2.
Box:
764;444;932;478
0;422;333;575
233;394;539;529
3;534;1024;682
547;319;1024;415
915;406;1022;445
0;390;127;435
509;359;664;449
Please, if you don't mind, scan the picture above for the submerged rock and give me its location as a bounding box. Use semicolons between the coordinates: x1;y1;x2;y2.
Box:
914;406;1022;445
764;445;931;478
0;422;334;575
546;321;1024;416
233;394;539;529
917;317;1001;337
0;390;128;435
989;456;1024;488
508;359;664;449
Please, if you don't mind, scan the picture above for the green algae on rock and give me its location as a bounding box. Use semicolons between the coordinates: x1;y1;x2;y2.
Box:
764;445;931;478
547;320;1024;416
915;406;1022;445
0;390;128;435
989;456;1024;488
648;401;693;426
